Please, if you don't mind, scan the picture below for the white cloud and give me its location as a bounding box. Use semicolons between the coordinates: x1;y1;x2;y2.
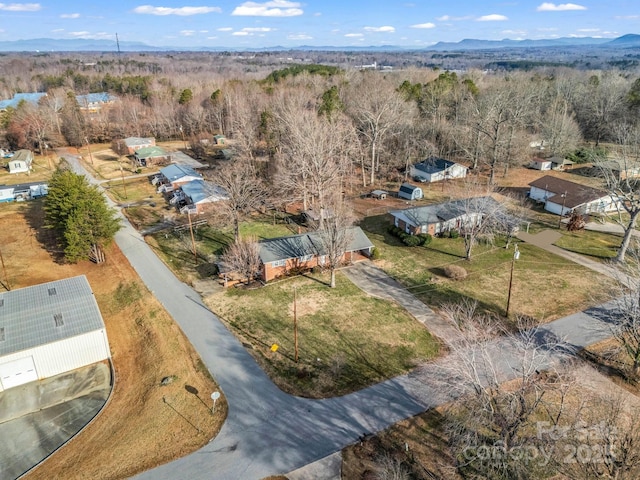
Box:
232;31;249;36
436;14;472;21
133;5;221;16
615;15;639;20
217;27;233;31
288;33;312;40
180;30;196;36
476;14;508;21
537;27;559;31
232;0;303;17
363;26;395;33
536;3;587;11
577;28;599;32
242;27;273;32
60;13;80;18
411;22;435;29
51;28;64;33
69;31;91;37
344;33;363;38
207;36;218;39
0;3;40;11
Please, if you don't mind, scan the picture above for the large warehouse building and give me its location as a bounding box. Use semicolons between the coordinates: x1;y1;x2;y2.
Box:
0;275;111;392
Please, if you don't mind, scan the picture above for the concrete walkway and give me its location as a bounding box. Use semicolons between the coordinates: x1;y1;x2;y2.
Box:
342;262;459;346
517;229;623;280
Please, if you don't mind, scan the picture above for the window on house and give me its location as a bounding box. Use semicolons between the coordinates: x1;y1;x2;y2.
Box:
0;327;4;341
272;259;286;268
54;313;64;327
299;254;313;262
48;287;57;296
319;255;326;265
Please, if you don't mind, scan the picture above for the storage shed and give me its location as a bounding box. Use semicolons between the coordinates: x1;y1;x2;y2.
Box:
0;276;111;392
398;182;423;201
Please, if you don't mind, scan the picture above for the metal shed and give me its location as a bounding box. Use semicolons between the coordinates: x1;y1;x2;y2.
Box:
398;182;423;201
0;276;111;392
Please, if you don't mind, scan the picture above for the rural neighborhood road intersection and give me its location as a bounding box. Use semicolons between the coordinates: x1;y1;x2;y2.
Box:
61;153;624;479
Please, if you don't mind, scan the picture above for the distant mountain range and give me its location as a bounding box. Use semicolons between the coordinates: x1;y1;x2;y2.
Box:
0;34;639;53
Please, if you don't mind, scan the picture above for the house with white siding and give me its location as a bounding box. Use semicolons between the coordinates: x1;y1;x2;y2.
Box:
528;175;619;216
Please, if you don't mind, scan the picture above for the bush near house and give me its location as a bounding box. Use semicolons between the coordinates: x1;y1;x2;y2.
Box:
444;264;468;280
387;225;432;247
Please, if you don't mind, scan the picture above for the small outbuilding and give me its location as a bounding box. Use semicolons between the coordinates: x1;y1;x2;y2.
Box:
371;189;388;200
7;149;33;174
398;182;423;201
0;275;111;392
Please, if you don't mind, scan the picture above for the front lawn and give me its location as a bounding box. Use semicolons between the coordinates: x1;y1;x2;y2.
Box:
554;229;621;260
205;272;440;398
361;215;611;322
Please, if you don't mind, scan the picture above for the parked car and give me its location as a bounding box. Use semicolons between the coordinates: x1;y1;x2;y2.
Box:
413;174;428;183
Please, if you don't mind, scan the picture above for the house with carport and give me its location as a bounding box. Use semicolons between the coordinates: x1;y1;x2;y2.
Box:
176;180;229;214
155;164;202;193
133;146;171;167
389;196;503;236
528;175;619;216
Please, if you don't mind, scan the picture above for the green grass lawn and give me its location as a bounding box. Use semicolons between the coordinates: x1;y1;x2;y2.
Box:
206;271;440;397
360;214;611;322
554;229;621;260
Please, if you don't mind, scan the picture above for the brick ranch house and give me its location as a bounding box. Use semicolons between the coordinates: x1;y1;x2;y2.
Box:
389;196;503;236
219;226;374;285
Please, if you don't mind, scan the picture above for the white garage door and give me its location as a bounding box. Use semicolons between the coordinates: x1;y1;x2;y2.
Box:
0;356;38;390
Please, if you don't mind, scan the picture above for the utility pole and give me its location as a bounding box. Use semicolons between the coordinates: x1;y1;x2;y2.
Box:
188;210;197;265
293;287;299;363
85;137;94;165
119;161;128;199
506;244;520;318
558;191;568;228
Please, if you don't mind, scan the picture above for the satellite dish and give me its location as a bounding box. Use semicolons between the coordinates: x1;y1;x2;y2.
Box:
211;391;221;400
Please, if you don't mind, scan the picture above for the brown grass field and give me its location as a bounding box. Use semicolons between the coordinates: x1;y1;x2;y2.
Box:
0;202;224;480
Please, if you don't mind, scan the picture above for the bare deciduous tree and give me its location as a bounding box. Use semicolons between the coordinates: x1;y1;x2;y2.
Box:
437;301;574;479
212;160;266;242
596;122;640;263
346;73;411;186
607;249;640;378
220;236;262;285
315;197;356;288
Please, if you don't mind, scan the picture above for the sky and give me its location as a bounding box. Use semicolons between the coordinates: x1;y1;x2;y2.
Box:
0;1;637;48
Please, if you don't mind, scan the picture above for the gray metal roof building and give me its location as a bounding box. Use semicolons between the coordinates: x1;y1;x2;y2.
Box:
0;276;111;391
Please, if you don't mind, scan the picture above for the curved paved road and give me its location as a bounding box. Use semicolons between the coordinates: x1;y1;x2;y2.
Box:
60;152;623;479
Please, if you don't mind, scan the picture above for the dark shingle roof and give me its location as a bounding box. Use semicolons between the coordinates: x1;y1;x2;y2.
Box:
528;175;608;209
258;227;374;263
0;276;106;356
413;157;460;174
390;197;500;227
